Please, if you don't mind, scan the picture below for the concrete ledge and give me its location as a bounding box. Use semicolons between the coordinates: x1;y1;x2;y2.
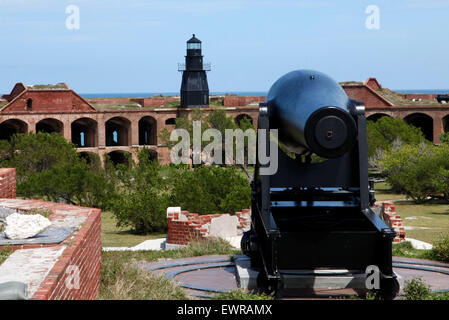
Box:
234;255;259;290
234;254;403;293
164;242;187;250
281;272;368;290
0;246;65;297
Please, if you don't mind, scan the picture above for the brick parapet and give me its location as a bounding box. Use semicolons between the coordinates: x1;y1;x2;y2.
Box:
0;196;102;300
0;168;16;199
223;96;265;107
377;202;406;242
167;208;251;245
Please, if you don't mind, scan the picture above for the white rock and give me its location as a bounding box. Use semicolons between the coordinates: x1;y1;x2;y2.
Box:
405;238;433;250
4;213;51;240
209;214;239;238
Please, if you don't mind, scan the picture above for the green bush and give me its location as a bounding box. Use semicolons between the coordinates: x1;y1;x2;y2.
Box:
440;132;449;144
404;278;431;300
367;117;425;158
169;166;251;215
159;109;255;179
0;132;79;181
378;143;449;202
403;278;449;300
0;133;112;207
19;159;113;208
430;233;449;262
106;153;170;234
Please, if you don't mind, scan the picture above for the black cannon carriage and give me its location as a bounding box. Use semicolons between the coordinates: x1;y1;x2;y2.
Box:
241;70;399;299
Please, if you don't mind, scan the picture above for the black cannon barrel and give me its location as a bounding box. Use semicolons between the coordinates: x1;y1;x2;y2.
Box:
267;70;357;158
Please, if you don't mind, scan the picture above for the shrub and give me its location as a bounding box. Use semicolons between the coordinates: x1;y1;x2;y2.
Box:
378;143;448;202
367;117;425;159
0;133;112;208
440;132;449;144
430;145;449;202
19;160;113;208
169;166;251;215
159;109;255;179
106;154;170;234
429;233;449;262
0;132;79;181
404;278;431;300
403;278;449;300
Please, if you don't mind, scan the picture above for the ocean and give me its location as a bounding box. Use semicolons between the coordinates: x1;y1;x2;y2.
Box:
80;91;268;98
79;90;449;98
395;89;449;94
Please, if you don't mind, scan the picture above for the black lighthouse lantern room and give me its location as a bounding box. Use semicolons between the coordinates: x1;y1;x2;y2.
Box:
179;34;210;108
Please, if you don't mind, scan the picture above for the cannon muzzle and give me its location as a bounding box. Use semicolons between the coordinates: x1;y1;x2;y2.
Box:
267;70;357;158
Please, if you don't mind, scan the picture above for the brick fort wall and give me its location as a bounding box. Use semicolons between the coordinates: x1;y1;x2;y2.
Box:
0;170;101;300
0;168;16;199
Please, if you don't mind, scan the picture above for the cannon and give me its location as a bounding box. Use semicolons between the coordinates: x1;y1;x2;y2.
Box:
437;94;449;104
241;70;399;299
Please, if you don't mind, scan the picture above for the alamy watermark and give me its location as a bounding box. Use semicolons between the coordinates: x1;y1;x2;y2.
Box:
65;264;80;290
65;5;80;30
365;5;380;30
365;265;381;290
169;121;279;175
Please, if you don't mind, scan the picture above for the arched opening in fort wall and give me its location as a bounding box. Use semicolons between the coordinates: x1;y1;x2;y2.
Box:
106;150;130;166
165;118;176;126
145;149;158;162
366;113;392;122
404;113;434;142
105;117;131;146
36;118;64;135
0;119;28;140
442;115;449;133
138;116;157;145
72;118;98;148
79;152;101;166
234;114;253;127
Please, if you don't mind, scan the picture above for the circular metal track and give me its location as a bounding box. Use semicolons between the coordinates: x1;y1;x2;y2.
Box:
145;257;449;299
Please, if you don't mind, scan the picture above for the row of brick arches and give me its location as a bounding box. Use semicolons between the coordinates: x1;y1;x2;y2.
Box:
0;116;171;147
0;114;255;146
0;113;255;165
0;112;438;147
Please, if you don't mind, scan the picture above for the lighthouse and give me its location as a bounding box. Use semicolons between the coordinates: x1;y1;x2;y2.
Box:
178;34;210;107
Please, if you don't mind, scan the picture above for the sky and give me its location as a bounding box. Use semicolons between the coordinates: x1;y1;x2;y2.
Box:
0;0;448;94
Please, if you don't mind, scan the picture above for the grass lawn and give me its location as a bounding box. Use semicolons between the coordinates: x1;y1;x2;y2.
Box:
395;200;449;244
101;211;166;247
374;182;449;244
374;182;407;201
